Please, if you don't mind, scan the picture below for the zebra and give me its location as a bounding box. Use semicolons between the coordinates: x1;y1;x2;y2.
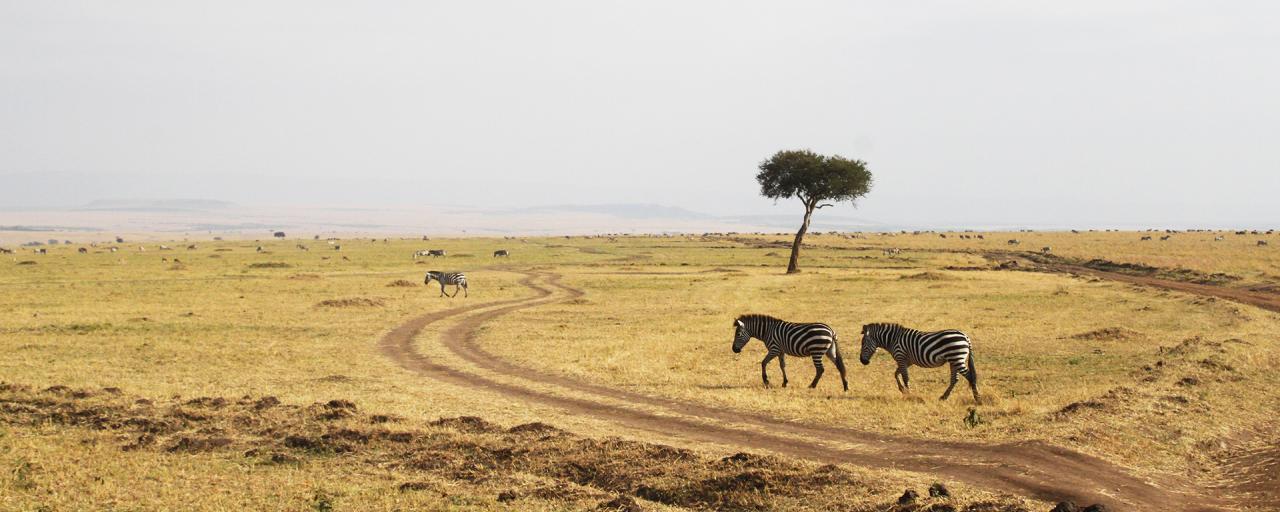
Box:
1260;240;1270;247
412;250;432;260
1040;246;1051;254
1141;236;1152;241
882;248;901;258
731;314;848;391
424;271;468;297
493;249;509;258
78;247;88;254
1006;239;1020;245
859;323;980;403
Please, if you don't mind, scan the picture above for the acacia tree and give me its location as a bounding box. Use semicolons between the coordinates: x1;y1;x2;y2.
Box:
757;149;872;274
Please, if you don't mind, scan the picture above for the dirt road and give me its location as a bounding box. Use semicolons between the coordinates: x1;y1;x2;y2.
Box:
379;271;1225;511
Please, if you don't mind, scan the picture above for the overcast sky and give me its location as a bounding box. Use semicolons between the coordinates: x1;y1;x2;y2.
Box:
2;2;1277;227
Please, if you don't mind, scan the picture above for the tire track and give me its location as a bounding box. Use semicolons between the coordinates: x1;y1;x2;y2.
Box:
380;272;1218;511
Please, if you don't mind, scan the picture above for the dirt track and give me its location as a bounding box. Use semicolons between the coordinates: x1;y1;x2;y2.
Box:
379;271;1231;511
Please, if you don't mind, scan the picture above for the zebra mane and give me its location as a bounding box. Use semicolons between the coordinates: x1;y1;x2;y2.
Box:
865;322;918;334
737;313;781;324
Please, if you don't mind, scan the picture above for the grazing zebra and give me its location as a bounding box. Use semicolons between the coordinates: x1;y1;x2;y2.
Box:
493;249;509;258
425;271;468;297
1006;239;1020;245
731;314;848;391
0;248;12;254
1160;235;1171;241
1040;246;1051;254
1140;236;1152;241
78;247;88;254
859;323;980;403
882;248;901;258
1260;240;1270;247
1214;236;1225;241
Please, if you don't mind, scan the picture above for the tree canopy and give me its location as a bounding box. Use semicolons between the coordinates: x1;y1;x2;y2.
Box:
756;149;872;208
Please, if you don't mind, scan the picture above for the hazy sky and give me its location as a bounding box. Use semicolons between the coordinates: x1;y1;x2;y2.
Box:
2;2;1278;227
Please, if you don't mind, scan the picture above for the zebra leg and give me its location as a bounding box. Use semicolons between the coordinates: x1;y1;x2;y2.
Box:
778;354;788;387
808;355;824;388
450;284;460;297
940;365;959;401
463;284;468;298
964;353;981;404
439;282;447;297
760;352;777;387
828;350;848;392
894;368;905;393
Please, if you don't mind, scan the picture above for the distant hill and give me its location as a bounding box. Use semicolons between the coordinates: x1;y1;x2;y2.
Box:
80;199;234;212
510;203;715;220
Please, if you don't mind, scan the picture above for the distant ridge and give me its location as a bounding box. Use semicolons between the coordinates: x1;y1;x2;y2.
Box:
509;203;715;220
80;199;234;212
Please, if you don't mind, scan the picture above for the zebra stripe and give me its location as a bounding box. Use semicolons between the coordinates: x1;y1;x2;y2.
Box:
425;271;468;298
732;314;848;391
859;323;980;402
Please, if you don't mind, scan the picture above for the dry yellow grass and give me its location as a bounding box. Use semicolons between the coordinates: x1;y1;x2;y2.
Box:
2;232;1277;510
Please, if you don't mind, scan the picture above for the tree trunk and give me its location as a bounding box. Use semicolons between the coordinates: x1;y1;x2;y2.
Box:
786;204;815;274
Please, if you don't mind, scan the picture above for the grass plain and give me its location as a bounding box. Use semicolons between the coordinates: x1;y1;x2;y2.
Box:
1;230;1278;510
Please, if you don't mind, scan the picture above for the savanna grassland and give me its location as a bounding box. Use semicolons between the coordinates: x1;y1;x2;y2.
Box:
2;231;1279;511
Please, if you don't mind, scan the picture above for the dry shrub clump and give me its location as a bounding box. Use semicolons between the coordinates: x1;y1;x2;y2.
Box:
315;297;386;308
900;272;955;281
386;280;418;287
0;383;1026;512
1070;327;1142;341
247;262;292;269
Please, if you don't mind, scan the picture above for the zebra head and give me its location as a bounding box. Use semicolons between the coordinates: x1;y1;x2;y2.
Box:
732;319;751;353
424;271;439;285
859;324;882;365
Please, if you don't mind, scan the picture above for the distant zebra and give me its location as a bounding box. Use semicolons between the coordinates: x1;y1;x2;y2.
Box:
1040;246;1051;254
859;323;980;403
1006;239;1020;245
1141;236;1152;241
493;249;509;258
1214;236;1225;241
78;247;88;254
882;248;901;258
732;314;848;390
425;271;468;297
1160;235;1171;241
1260;240;1270;247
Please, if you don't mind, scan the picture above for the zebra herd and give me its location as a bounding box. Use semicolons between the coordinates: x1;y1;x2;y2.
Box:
732;314;980;403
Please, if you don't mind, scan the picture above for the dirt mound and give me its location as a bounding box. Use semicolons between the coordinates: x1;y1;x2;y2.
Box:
1070;327;1142;341
386;279;418;287
901;272;955;281
246;262;292;269
315;297;385;308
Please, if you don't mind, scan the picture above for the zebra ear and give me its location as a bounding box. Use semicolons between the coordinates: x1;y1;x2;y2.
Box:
735;319;744;329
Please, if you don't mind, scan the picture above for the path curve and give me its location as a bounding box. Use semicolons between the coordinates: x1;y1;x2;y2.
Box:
380;272;1219;511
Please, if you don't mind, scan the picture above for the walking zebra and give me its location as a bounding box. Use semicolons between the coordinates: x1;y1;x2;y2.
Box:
731;314;848;391
424;271;468;297
859;323;980;402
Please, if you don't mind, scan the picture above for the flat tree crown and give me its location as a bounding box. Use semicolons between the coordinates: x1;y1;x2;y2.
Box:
756;149;872;206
